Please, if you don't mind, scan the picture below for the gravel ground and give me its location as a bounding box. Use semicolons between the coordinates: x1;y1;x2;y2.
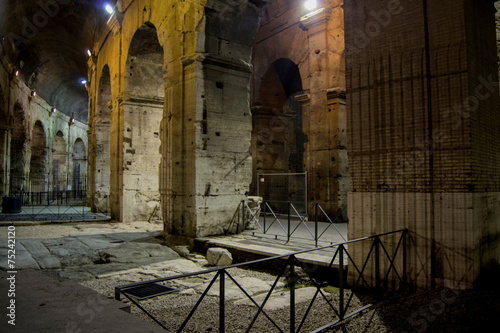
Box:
78;267;500;333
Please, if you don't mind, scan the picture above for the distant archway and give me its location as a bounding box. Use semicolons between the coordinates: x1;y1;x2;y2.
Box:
94;64;112;212
0;84;6;197
52;131;67;191
122;22;164;222
9;103;27;194
29;121;47;192
72;138;86;193
251;59;305;204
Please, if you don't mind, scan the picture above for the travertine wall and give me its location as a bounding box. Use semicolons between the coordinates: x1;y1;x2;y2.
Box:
250;0;349;218
0;61;88;198
345;0;500;288
87;0;266;234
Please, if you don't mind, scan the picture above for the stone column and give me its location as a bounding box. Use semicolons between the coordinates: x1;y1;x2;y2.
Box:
345;0;500;289
298;3;346;218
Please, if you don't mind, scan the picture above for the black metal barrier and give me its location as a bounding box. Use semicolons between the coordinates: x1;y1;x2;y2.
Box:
115;229;407;332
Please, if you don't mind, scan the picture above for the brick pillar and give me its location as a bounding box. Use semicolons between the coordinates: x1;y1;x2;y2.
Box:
346;0;500;288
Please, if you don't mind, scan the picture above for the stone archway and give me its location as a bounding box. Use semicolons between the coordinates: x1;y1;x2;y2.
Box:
122;22;163;222
92;64;112;212
72;138;86;193
9;103;27;194
251;59;306;207
52;131;67;192
29;121;47;193
0;84;6;197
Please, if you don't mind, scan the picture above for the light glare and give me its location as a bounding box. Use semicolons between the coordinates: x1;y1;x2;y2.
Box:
305;0;317;11
81;80;87;85
105;4;114;14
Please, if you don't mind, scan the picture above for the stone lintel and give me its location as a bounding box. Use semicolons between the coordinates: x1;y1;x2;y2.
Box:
182;53;252;75
119;94;164;107
326;87;346;100
295;92;311;105
299;7;331;32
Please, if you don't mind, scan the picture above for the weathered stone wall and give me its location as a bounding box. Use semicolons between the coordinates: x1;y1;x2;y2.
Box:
0;60;88;198
250;0;348;218
87;0;265;234
345;0;500;288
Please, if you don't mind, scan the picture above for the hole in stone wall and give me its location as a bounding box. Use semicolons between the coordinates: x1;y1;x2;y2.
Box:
216;82;224;89
315;49;320;54
215;132;220;136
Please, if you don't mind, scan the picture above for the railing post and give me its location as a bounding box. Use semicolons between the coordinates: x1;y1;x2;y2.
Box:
220;270;225;333
289;256;296;333
241;200;245;233
288;201;291;243
339;244;345;320
375;236;381;296
315;203;319;247
403;230;407;288
263;202;267;234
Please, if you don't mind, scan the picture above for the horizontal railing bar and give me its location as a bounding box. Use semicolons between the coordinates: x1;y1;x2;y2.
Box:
116;229;407;292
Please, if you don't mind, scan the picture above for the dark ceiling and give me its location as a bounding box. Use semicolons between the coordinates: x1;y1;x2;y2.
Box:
0;0;115;123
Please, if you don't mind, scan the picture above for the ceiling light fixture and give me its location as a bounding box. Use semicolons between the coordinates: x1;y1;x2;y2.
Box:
304;0;317;11
105;4;114;14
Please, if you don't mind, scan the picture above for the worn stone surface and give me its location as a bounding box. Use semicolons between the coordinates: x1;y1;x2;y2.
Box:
206;247;233;266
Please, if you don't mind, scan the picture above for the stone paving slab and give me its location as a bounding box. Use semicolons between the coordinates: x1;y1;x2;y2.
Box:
20;239;61;269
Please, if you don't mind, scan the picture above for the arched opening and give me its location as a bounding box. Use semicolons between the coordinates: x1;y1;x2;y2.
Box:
251;59;305;208
0;85;6;197
9;103;27;195
72;138;86;194
52;131;67;192
29;121;47;193
94;65;111;212
122;22;164;222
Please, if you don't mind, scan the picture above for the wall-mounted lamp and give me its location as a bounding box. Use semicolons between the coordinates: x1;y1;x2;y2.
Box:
51;107;56;113
14;70;19;77
81;80;87;85
304;0;317;11
87;49;92;57
69;117;75;125
105;4;114;15
30;91;36;97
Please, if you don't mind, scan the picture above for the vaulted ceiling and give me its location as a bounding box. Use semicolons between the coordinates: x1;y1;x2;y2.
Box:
0;0;115;122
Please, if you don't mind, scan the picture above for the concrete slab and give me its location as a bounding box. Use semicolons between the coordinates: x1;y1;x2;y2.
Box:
0;270;164;332
20;239;61;269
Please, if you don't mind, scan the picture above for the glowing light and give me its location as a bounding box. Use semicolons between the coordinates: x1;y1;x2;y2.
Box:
81;80;87;85
304;0;317;11
31;91;36;97
51;107;56;113
14;70;19;77
87;49;92;57
105;4;114;14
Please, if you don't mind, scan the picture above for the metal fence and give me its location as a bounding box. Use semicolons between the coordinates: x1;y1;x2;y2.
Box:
115;229;407;332
242;200;347;246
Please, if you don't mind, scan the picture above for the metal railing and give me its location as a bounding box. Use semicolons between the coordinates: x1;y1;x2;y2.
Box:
242;200;347;246
0;195;109;222
115;229;407;332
